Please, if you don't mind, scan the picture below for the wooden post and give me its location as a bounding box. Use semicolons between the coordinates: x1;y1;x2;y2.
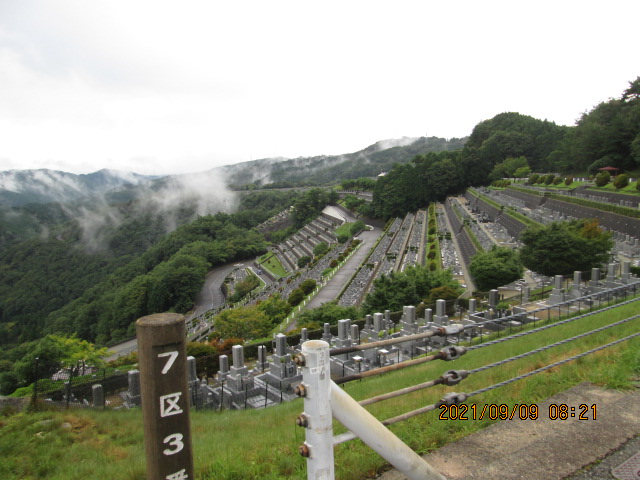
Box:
137;313;195;480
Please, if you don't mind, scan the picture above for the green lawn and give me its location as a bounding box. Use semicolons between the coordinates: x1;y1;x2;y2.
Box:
334;222;354;238
257;252;288;278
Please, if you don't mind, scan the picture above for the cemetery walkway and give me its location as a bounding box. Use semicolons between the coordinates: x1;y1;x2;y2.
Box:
376;382;640;480
304;226;381;310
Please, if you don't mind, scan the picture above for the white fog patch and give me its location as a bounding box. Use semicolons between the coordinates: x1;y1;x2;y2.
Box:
72;169;237;253
374;137;420;151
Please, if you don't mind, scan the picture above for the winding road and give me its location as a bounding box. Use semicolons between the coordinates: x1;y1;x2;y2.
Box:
106;259;253;360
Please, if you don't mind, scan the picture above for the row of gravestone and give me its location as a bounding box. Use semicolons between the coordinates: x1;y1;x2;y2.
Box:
80;269;639;412
338;218;401;307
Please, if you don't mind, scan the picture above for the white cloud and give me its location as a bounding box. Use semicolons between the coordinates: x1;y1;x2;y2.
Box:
0;0;638;175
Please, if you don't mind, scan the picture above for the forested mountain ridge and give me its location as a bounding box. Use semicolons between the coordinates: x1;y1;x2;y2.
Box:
372;77;640;219
0;168;156;207
217;136;468;187
0;185;330;353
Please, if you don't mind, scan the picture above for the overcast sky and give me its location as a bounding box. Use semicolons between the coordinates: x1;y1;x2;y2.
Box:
0;1;638;176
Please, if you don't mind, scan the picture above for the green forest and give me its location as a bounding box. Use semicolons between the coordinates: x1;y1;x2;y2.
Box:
1;77;639;394
372;77;640;219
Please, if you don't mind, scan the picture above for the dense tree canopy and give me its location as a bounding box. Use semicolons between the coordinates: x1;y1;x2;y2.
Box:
362;265;462;314
519;220;613;277
548;77;640;173
0;188;300;348
295;302;360;330
291;188;339;228
213;306;273;341
371;152;466;219
469;246;524;291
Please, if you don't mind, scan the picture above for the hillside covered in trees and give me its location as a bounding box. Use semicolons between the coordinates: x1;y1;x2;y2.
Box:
0;77;638;382
372;78;640;219
220;136;467;188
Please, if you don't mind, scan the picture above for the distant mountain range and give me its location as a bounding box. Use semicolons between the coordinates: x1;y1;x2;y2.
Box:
0;135;467;207
0;168;156;207
216;136;467;187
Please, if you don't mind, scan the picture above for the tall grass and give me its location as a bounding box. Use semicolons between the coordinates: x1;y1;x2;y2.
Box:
1;302;639;479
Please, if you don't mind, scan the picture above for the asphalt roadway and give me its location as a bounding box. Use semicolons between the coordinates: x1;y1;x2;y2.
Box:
305;226;382;310
376;382;640;480
106;260;247;361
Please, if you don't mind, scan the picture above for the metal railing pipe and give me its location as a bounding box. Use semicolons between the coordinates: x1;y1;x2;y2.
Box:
329;324;464;356
333;346;465;385
330;381;446;480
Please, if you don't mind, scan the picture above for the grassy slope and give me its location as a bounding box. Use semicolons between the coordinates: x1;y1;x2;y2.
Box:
1;300;639;480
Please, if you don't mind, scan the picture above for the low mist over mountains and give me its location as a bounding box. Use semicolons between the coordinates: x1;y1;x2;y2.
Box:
0;135;463;251
0;168;155;207
0;136;466;207
217;136;467;187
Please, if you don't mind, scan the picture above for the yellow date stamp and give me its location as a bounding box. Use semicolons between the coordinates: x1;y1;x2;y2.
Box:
438;403;597;421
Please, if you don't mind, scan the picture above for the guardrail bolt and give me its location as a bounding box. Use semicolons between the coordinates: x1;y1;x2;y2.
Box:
299;443;311;457
293;384;307;397
296;413;310;428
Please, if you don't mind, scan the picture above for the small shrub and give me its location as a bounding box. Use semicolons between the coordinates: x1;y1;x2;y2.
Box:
297;256;311;268
595;171;611;187
288;288;305;306
544;174;555;185
336;232;349;244
300;279;317;295
329;259;338;268
613;173;630;190
564;177;573;186
528;173;539;184
553;176;563;185
313;242;329;256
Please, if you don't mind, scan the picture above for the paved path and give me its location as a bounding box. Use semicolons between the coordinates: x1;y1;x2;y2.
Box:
305;226;381;309
377;383;640;480
106;259;251;361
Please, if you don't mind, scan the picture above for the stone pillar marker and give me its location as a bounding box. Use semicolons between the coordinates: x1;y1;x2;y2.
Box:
468;299;476;315
571;271;582;299
231;345;244;371
622;261;631;279
424;308;433;324
434;300;449;326
275;333;287;357
322;323;332;342
373;312;385;332
136;313;194;480
128;369;141;405
257;345;267;372
365;314;373;331
350;325;359;344
489;290;499;308
217;355;229;382
92;384;104;409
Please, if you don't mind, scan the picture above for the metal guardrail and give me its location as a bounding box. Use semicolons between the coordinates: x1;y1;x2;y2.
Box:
294;282;640;479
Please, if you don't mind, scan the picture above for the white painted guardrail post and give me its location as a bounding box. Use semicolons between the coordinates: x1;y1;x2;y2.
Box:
297;340;446;480
297;340;335;479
